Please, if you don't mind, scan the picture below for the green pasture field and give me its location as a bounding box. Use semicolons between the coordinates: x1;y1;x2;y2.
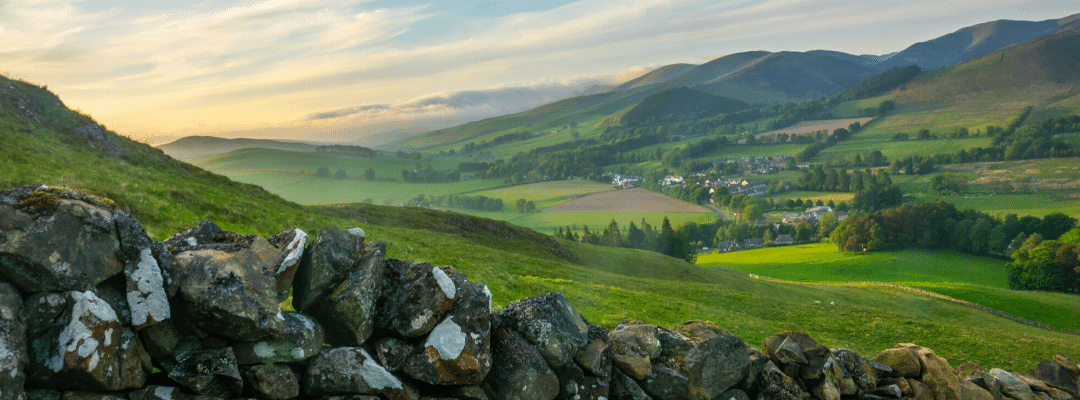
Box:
218;171;508;205
908;192;1080;219
448;209;719;234
695;243;1080;331
767;191;856;204
194;148;420;180
830;94;896;118
458;180;615;209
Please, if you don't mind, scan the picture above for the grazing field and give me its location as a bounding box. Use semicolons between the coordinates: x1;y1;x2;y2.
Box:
544;188;709;213
767;191;856;205
460;180;616;210
696;243;1080;331
890;159;1080;218
759;117;875;138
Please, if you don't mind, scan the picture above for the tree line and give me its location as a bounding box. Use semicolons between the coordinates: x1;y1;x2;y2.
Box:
830;200;1077;259
1008;228;1080;293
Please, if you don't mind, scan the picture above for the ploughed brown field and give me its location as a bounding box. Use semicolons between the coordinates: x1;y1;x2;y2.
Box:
541;187;709;213
758;117;875;138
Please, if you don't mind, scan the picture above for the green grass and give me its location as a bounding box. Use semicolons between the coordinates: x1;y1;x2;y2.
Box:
696;243;1080;331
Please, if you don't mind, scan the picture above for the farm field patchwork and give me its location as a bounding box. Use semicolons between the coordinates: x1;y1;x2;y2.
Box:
543;187;709;213
759;117;875;138
696;243;1080;330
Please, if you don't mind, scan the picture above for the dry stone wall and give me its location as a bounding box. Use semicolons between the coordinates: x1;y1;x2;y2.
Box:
1;184;1079;400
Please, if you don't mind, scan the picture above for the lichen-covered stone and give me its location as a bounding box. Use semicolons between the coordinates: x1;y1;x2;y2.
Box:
168;347;243;397
305;347;418;400
639;362;692;400
764;335;808;365
291;228;366;311
575;324;612;379
756;361;812;400
0;281;26;400
610;321;661;381
232;312;323;365
874;346;922;378
681;329;750;398
267;228;308;303
909;344;961;400
138;319;183;365
243;364;300;400
114;211;170;331
375;337;410;372
127;386;212;400
499;292;589;370
483;321;559;400
166;220;283;341
1033;360;1079;395
962;379;997;400
56;392;126;400
1051;355;1080;381
310;241;386;346
0;188;122;292
379;260;457;338
25;291;151;391
832;348;879;396
403;266;492;385
991;369;1038;400
612;369;653;400
967;372;1005;400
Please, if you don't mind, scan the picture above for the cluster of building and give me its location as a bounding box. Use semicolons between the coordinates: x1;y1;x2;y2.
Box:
781;206;845;224
715;234;796;253
711;155;809;175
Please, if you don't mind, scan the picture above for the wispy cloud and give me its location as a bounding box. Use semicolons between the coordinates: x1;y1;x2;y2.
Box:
0;0;1076;144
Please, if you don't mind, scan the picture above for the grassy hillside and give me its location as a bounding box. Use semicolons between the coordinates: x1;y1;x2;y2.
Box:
4;76;1080;372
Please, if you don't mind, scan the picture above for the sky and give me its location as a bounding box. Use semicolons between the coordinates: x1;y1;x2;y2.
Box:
1;0;1077;146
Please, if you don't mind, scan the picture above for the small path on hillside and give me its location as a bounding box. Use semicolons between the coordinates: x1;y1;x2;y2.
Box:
702;204;731;221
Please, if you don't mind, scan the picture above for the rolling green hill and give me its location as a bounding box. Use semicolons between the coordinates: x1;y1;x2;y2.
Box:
4;71;1080;371
620;87;749;126
896;22;1080;111
157;135;319;159
610;63;698;92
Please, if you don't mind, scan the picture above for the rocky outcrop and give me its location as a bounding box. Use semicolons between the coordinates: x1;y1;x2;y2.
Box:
1;186;1078;400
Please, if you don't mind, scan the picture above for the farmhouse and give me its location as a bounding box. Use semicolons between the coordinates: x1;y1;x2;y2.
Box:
743;238;764;248
774;234;795;245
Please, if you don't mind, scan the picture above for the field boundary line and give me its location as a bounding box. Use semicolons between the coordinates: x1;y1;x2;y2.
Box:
715;267;1080;336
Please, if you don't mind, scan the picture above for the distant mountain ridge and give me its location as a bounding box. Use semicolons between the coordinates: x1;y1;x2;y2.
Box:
386;11;1080;150
810;12;1080;71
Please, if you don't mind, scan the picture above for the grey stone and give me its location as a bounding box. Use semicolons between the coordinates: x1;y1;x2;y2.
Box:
612;369;653;400
757;361;812;400
0;191;122;292
375;337;410;373
305;347;418;400
499;292;589;370
25;291;151;391
0;281;26;400
609;321;661;380
875;384;903;398
874;347;921;378
168;347;243;398
166;220;283;341
267;228;308;303
1034;360;1079;395
114;211;170;331
232;312;323;365
310;241;386;346
721;389;751;400
379;260;456;338
292;228;366;311
482;323;559;400
832;348;878;395
402;266;493;385
243;364;300;400
991;369;1038;400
